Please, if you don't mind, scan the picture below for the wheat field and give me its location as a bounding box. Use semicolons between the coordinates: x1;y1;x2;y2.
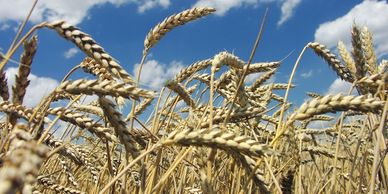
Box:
0;6;387;194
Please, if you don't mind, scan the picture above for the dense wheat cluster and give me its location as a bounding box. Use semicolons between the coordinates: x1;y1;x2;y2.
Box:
0;7;387;194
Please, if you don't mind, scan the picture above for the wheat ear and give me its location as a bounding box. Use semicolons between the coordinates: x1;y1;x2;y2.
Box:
288;94;384;122
337;41;356;77
308;42;354;82
174;59;212;82
98;97;140;159
163;128;274;157
0;124;48;194
56;79;155;100
12;35;37;105
166;80;196;108
0;70;9;101
361;26;378;74
45;21;134;84
37;176;85;194
144;7;215;55
351;25;367;79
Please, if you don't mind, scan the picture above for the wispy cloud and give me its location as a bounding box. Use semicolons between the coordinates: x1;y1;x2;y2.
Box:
300;70;312;79
277;0;302;26
315;0;388;57
133;59;184;90
0;0;171;25
64;47;80;59
193;0;301;25
326;78;357;95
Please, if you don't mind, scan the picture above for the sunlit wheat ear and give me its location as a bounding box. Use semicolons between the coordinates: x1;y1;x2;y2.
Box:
98;97;140;159
55;79;155;100
212;51;245;70
79;57;113;80
174;59;212;82
249;68;276;91
166;80;196;108
47;107;118;142
134;97;154;116
58;157;78;187
287;94;384;122
37;176;85;194
308;42;354;82
361;26;378;74
337;41;356;77
0;124;49;194
12;35;37;105
302;146;347;160
378;60;387;74
351;25;367;79
44;138;83;165
143;7;215;55
306;92;322;98
163;128;274;157
246;61;281;74
45;21;134;84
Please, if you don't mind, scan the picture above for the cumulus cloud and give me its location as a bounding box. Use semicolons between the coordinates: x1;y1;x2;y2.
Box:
133;60;184;90
0;0;171;25
64;47;80;59
315;0;388;57
300;70;313;79
277;0;301;26
193;0;259;16
326;78;357;95
138;0;170;13
4;67;59;107
193;0;300;25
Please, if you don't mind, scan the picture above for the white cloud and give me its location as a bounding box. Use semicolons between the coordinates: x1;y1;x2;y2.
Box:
277;0;301;26
0;0;171;25
193;0;259;16
134;60;184;90
300;70;312;79
0;23;10;31
4;67;59;107
64;47;79;59
193;0;300;25
315;0;388;57
138;0;170;13
326;78;357;95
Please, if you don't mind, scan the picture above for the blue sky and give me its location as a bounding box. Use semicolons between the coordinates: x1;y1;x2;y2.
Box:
0;0;387;107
